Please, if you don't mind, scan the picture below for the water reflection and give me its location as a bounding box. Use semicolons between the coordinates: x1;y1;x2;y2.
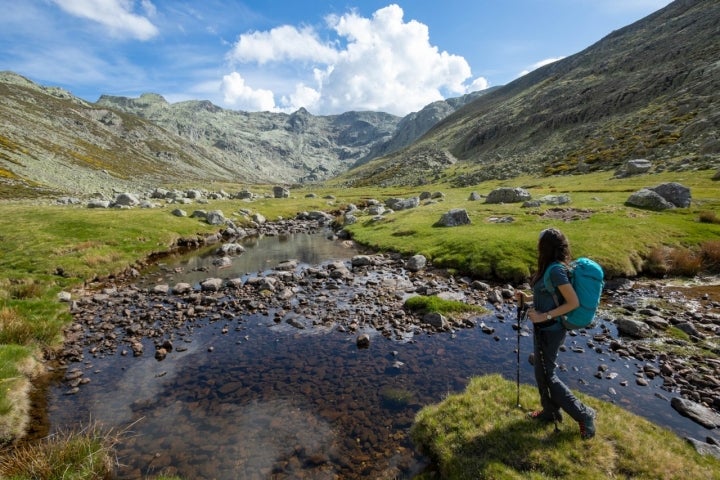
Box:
142;231;356;288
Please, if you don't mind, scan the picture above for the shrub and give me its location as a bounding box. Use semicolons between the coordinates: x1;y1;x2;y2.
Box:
667;246;703;277
645;245;704;277
644;246;671;276
701;240;720;272
698;211;720;224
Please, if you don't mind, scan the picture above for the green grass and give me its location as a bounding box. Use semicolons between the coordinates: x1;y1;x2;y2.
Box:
410;374;720;479
0;344;40;443
344;170;720;281
0;171;719;476
0;424;113;480
404;295;487;316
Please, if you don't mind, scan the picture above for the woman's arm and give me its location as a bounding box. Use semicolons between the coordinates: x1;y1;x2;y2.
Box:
527;283;579;323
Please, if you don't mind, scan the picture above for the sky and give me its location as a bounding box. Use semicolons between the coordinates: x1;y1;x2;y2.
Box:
0;0;673;117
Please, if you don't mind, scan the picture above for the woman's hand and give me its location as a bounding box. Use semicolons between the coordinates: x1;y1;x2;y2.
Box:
527;309;544;324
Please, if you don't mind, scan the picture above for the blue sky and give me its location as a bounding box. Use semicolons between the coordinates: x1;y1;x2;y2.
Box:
0;0;672;116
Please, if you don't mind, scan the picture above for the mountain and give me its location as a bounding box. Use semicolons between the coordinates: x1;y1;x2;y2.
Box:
95;95;400;184
341;0;720;187
2;0;718;196
97;91;488;185
0;68;482;197
0;72;241;197
353;89;495;167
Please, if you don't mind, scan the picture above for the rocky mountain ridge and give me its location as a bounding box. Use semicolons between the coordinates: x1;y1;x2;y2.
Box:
2;0;719;196
341;0;720;187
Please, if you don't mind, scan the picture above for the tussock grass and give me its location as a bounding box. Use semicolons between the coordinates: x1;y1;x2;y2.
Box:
411;375;720;479
699;211;720;224
702;240;720;271
0;422;118;480
0;307;35;345
0;345;40;442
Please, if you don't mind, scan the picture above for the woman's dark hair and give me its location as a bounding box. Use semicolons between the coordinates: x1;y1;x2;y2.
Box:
531;228;572;286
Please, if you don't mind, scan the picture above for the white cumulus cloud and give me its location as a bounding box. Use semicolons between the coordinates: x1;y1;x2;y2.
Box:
228;25;338;65
221;72;276;111
51;0;159;40
223;4;485;115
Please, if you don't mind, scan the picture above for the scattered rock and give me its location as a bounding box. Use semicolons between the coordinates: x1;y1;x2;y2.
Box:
406;255;427;272
615;318;654;338
385;197;420;210
671;397;720;428
626;182;691;210
437;209;471;227
485;187;531;204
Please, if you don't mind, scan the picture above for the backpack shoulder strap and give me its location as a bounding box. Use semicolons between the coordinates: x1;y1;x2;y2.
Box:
542;261;564;293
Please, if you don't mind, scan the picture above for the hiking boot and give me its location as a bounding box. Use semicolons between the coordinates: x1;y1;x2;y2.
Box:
579;408;597;440
528;410;562;423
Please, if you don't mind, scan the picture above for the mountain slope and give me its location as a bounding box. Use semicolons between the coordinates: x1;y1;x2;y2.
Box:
0;71;482;196
353;89;495;167
96;95;400;184
341;0;720;187
0;72;242;197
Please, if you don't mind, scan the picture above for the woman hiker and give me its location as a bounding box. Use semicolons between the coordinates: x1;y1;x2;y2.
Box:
515;227;597;440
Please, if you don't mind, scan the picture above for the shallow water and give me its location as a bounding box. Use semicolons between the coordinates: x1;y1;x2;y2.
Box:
139;231;358;289
45;232;718;479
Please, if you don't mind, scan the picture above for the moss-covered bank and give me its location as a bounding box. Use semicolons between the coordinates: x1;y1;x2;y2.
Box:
410;374;720;479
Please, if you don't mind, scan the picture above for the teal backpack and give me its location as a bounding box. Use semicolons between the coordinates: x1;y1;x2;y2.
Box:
543;258;605;330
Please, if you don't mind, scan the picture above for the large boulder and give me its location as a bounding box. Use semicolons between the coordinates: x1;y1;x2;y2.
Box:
625;182;692;210
538;194;570;205
368;204;385;215
615;318;653;338
437;209;471;227
206;210;226;225
650;182;691;208
406;254;427;272
87;200;111;209
112;192;140;207
235;190;254;200
385;197;420;211
671;397;720;429
625;189;675;211
273;186;290;198
485;187;531;204
150;187;170;199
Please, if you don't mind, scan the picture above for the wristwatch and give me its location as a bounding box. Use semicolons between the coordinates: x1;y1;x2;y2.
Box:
545;313;553;321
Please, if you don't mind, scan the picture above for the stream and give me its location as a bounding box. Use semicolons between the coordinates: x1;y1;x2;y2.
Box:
42;231;719;479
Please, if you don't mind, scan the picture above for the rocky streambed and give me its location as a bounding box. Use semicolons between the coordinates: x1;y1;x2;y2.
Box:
46;218;720;478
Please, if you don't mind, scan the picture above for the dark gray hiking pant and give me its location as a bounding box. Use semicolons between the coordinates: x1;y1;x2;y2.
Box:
533;326;593;422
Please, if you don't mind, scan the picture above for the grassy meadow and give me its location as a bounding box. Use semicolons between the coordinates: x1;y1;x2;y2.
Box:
340;170;720;282
0;169;718;477
410;374;720;479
